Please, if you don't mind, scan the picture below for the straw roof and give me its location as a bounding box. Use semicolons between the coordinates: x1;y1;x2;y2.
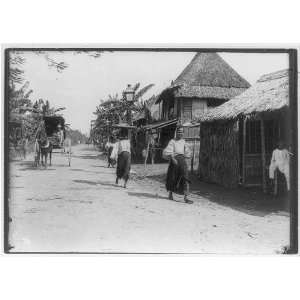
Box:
156;52;250;103
198;69;289;122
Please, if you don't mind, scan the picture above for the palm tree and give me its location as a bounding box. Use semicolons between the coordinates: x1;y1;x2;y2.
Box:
31;99;66;117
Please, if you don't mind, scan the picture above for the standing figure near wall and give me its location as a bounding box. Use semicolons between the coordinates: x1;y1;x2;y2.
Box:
269;140;291;192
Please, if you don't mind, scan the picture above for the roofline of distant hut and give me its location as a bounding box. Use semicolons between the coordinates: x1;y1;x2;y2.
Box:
194;69;289;123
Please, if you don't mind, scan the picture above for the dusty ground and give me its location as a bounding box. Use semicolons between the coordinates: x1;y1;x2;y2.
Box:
8;144;289;254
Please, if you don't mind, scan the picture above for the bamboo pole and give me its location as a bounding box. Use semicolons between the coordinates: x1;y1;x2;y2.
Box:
144;139;150;170
260;118;267;193
242;118;247;185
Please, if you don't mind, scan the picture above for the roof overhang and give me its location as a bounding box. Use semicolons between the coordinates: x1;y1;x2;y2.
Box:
144;118;178;130
155;85;182;104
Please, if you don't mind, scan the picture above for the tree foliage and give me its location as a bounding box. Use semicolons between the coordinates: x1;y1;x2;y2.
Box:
8;50;98;145
91;83;155;142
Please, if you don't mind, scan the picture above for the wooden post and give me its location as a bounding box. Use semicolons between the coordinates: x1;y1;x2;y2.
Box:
191;138;196;174
260;118;267;193
144;139;150;170
242;118;247;185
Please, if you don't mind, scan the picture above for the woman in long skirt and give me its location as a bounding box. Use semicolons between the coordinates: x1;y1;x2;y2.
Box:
163;126;193;204
111;130;131;188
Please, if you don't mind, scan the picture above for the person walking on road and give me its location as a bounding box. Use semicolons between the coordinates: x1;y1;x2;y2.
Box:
105;135;116;168
111;129;131;188
163;126;193;204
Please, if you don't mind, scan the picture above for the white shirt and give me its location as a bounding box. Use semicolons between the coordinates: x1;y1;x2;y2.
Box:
117;139;131;154
270;148;290;173
269;148;290;190
105;141;114;149
163;139;191;159
110;139;131;160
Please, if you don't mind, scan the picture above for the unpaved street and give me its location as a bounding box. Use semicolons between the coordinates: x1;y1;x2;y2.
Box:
8;145;289;253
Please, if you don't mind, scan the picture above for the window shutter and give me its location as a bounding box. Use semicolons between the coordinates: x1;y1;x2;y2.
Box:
183;100;192;120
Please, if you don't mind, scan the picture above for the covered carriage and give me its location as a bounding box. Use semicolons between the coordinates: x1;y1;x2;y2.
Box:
35;115;71;167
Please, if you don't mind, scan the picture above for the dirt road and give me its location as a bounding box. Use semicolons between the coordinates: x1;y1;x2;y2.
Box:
8;145;289;253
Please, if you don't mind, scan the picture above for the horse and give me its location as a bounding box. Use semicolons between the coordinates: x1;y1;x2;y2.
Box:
34;137;53;168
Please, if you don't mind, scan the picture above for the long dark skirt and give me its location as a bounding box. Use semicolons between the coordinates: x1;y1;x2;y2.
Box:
166;155;190;195
116;151;131;180
107;146;116;166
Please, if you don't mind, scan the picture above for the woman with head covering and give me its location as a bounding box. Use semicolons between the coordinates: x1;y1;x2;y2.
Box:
163;126;193;204
111;128;131;188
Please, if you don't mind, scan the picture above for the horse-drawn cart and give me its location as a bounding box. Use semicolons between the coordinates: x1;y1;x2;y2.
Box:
35;115;71;167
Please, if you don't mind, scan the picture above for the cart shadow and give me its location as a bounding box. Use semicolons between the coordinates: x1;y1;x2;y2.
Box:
20;167;56;171
15;161;60;171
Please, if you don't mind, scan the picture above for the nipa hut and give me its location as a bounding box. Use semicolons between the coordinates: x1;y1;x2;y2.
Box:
197;69;290;190
156;52;250;123
155;52;250;168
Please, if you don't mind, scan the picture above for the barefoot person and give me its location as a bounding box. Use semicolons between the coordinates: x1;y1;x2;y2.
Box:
269;140;291;193
163;126;193;204
111;128;131;188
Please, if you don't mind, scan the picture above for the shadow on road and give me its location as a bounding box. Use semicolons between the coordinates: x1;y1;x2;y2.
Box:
137;173;288;217
90;165;107;168
73;179;118;188
72;154;104;160
20;166;56;171
127;191;187;204
127;191;169;201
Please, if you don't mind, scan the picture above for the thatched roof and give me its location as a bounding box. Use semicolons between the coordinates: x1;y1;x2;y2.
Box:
156;52;250;103
198;69;289;122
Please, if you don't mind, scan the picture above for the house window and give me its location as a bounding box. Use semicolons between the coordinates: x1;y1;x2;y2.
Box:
182;100;192;120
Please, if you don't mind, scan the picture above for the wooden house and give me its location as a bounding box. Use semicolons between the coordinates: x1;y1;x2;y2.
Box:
154;52;250;168
156;52;250;122
197;69;291;191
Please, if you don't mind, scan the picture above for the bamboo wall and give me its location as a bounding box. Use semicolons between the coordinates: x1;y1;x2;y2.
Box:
198;120;240;188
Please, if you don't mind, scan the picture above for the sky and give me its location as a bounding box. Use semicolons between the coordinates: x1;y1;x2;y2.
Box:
17;51;289;134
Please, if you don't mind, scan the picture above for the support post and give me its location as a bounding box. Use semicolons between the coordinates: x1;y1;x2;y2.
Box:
191;138;196;174
242;118;247;185
260;118;267;193
144;136;150;170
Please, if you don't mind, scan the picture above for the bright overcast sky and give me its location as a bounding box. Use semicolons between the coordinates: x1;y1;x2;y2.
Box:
18;51;288;134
